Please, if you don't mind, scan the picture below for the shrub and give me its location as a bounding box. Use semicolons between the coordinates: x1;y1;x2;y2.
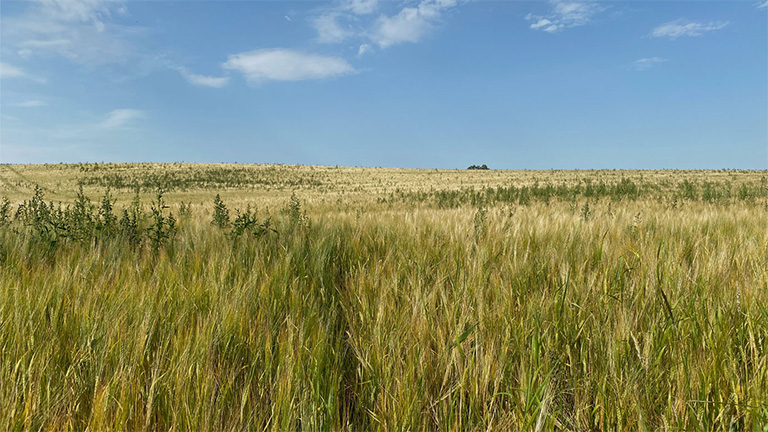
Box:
97;188;118;235
283;192;308;228
680;179;698;201
231;206;275;238
16;185;60;243
212;194;230;228
119;189;143;248
68;185;96;242
0;197;10;227
147;190;176;253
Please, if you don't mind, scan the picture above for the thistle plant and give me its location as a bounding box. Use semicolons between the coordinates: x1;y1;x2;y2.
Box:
97;187;118;235
119;189;143;248
212;193;230;228
0;197;10;226
68;185;95;241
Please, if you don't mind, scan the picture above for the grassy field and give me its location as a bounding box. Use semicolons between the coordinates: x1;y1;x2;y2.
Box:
1;163;767;431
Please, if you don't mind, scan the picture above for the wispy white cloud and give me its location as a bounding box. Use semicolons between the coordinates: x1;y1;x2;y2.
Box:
18;38;72;55
3;0;233;88
650;20;728;39
2;108;147;161
757;1;768;9
0;62;25;78
176;67;229;88
101;109;145;129
35;0;112;25
2;0;144;66
223;49;355;83
312;1;367;45
529;18;557;33
370;0;457;48
311;0;457;54
314;13;353;44
17;100;48;107
630;57;667;70
345;0;379;15
358;43;372;57
1;107;150;163
527;1;607;33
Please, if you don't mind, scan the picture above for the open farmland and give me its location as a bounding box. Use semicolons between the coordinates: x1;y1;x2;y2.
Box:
1;163;767;430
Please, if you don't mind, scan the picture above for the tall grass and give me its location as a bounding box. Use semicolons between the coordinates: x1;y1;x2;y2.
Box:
1;166;767;430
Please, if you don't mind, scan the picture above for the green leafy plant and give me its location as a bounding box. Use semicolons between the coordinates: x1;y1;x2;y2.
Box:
212;194;230;228
580;202;591;221
283;192;308;229
119;189;143;248
231;205;275;239
178;201;192;219
68;185;95;242
0;197;10;227
147;190;176;253
473;205;487;242
97;187;118;235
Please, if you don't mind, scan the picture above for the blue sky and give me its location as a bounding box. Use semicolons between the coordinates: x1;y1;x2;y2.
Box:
0;0;766;169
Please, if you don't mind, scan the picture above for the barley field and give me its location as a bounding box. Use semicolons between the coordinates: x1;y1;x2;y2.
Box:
1;163;767;431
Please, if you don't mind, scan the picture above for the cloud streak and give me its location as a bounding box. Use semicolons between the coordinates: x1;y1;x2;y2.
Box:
369;0;457;48
176;67;229;88
101;109;146;129
0;62;25;78
314;13;353;44
2;0;143;66
630;57;667;70
527;1;606;33
223;49;355;83
34;0;113;25
650;20;728;39
312;0;458;56
346;0;379;15
18;100;48;107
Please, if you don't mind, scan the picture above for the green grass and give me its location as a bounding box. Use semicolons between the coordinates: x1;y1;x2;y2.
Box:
1;164;767;431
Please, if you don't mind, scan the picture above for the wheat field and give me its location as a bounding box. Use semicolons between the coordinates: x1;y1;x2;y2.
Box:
1;163;767;431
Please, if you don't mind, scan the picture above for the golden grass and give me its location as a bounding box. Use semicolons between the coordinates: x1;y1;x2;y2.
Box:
0;163;766;430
